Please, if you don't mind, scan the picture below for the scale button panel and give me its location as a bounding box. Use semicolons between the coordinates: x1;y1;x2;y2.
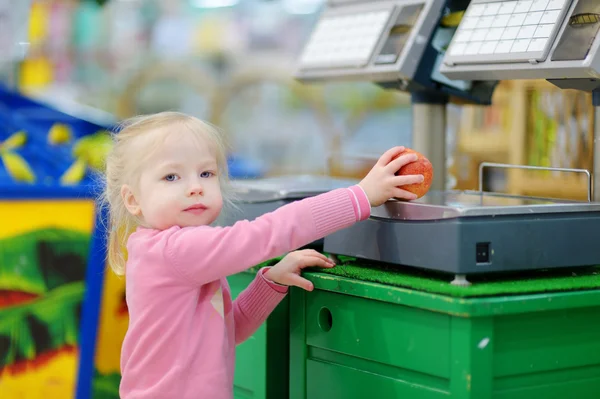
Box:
298;9;392;69
444;0;573;66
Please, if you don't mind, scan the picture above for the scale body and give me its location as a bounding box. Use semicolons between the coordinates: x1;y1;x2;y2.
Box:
322;162;600;279
294;0;600;280
325;188;600;275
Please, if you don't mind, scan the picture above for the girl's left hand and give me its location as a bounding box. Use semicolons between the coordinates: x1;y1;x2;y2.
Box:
264;249;335;291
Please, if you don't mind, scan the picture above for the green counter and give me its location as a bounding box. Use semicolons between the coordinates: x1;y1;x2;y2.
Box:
289;264;600;399
230;268;289;399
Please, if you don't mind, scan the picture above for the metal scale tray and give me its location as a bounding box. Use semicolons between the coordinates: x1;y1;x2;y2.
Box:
324;163;600;278
216;175;358;227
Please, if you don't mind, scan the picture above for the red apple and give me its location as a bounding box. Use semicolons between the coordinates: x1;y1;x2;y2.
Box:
394;148;434;199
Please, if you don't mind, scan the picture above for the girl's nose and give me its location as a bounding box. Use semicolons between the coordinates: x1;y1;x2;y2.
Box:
187;184;203;197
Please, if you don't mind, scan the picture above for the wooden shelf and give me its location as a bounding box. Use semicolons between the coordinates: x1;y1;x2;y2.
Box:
458;130;509;158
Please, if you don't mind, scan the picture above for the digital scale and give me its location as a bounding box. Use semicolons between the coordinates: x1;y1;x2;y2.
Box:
293;0;600;284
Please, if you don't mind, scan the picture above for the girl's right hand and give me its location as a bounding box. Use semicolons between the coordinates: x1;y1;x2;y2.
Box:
358;146;424;207
264;249;335;291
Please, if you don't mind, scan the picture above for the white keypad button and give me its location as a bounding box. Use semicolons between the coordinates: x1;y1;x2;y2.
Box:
495;40;515;53
483;3;502;15
477;16;495;28
462;17;479;29
508;13;527;26
486;28;505;41
528;37;548;51
530;0;549;12
547;0;567;10
450;42;467;56
534;24;553;38
502;26;521;40
515;0;533;13
518;25;537;39
479;41;499;54
455;29;474;42
524;11;544;25
541;9;561;24
465;42;483;55
492;14;511;27
499;2;517;14
512;38;531;52
474;29;488;39
468;4;487;16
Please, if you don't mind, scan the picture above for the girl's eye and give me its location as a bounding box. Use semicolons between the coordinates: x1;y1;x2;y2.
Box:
200;171;213;178
164;174;179;182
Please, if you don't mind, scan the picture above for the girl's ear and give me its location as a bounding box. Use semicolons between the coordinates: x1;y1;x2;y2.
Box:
121;184;142;216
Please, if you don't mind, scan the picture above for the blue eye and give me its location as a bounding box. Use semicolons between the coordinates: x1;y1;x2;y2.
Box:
200;171;214;178
164;174;179;182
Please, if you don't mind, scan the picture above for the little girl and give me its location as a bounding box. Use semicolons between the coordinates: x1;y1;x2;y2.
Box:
103;111;423;398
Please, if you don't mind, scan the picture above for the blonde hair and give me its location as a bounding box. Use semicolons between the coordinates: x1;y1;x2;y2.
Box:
101;111;233;275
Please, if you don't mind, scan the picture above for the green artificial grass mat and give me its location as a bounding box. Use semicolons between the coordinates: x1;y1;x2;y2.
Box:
313;256;600;298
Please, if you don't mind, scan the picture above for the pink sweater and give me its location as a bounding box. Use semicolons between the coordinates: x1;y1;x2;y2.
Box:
119;186;371;398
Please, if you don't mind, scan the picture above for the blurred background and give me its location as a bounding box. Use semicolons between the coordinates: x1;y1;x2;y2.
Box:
0;1;595;398
2;0;594;195
4;0;420;182
2;0;593;195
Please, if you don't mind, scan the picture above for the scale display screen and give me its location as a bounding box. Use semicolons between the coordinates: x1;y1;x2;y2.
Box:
551;0;600;61
375;4;425;64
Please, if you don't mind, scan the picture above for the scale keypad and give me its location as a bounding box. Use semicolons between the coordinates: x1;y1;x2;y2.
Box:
446;0;571;65
299;10;392;69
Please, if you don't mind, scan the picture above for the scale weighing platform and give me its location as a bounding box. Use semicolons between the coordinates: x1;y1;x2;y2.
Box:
216;175;359;250
216;175;357;227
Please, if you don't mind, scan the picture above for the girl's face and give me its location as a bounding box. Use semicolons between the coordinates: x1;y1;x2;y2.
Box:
122;129;224;230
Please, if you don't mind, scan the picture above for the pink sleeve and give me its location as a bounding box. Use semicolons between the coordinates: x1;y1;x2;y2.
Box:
163;186;370;286
348;185;371;220
233;267;287;344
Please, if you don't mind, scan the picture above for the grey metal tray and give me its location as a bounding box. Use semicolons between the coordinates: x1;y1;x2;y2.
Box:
372;190;600;221
373;162;599;221
231;175;358;203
